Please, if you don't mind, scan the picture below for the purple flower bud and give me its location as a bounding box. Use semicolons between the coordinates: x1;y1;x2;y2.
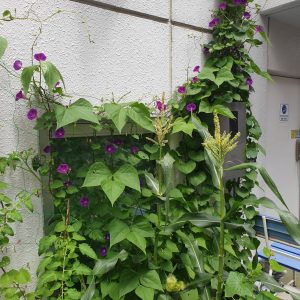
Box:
192;76;199;84
34;53;47;62
43;145;51;154
54;128;65;139
79;197;89;207
243;12;251;19
178;86;186;94
186;103;197;113
64;180;72;188
104;233;110;241
99;247;107;257
209;18;220;28
15;90;25;101
131;146;139;154
55;81;60;88
105;144;117;154
13;60;22;71
57;163;71;174
246;76;253;87
156;100;166;112
193;65;200;72
255;25;264;33
27;108;38;120
219;2;227;10
139;177;144;188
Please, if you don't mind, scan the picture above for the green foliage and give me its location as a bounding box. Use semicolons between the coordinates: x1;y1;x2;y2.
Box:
0;182;35;299
54;98;99;129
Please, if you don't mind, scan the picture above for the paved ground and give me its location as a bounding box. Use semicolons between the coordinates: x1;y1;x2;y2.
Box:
276;270;300;299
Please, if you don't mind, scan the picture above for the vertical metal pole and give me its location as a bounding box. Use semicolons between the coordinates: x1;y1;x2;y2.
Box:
262;215;270;249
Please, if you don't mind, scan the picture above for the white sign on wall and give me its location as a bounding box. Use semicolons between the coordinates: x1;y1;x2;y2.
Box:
280;104;289;121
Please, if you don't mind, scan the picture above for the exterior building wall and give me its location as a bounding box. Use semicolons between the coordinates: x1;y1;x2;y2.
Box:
0;0;287;287
268;19;300;78
262;0;299;11
262;19;300;217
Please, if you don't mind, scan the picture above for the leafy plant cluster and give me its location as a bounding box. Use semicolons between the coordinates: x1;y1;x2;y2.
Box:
1;1;300;300
0;151;38;299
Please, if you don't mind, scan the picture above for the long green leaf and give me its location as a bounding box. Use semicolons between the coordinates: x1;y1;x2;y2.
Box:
145;172;160;195
164;213;220;234
259;273;300;300
191;115;220;188
177;232;211;300
81;277;95;300
226;162;288;210
259;197;300;245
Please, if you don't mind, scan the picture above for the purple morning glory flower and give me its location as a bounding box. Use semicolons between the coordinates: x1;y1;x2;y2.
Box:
43;145;51;154
178;86;186;94
54;128;65;139
219;2;227;10
209;18;220;28
27;108;37;120
13;60;22;71
112;139;123;146
192;76;199;84
246;76;253;87
186;103;197;113
55;81;60;88
193;65;200;72
64;180;72;188
203;47;209;55
233;0;247;5
57;163;70;174
99;247;107;257
105;144;117;154
131;146;139;154
243;12;251;19
256;25;264;33
156;100;166;111
104;233;110;241
79;197;89;207
15;90;25;101
34;53;47;62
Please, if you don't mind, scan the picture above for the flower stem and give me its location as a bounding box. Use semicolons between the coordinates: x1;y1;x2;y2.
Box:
154;146;163;264
216;178;225;300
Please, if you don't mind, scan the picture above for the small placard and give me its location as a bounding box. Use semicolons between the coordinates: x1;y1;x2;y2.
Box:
280;104;289;121
291;130;300;139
